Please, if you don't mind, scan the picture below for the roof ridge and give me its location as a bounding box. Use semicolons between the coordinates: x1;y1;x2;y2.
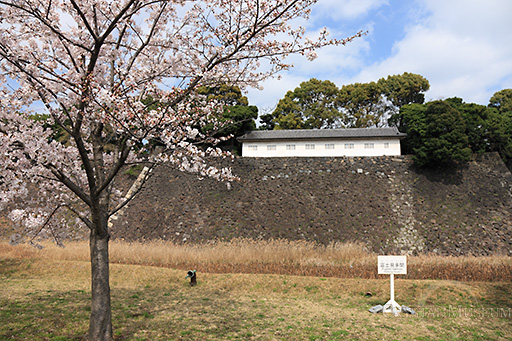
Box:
238;127;406;141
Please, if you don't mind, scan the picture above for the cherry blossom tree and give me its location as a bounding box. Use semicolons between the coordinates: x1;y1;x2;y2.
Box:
0;0;362;339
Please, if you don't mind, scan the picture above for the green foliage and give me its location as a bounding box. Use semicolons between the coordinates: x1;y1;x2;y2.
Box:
489;89;512;112
197;84;258;154
379;72;430;108
446;98;493;154
401;101;471;167
124;165;144;178
487;112;512;170
488;89;512;169
337;73;428;128
285;101;309;129
218;105;258;136
338;81;387;128
396;103;425;156
271;95;307;129
28;113;51;122
263;73;429;130
266;78;344;129
444;96;512;169
197;84;249;106
259;111;276;130
197;84;257;138
381;72;430;129
398;94;512;169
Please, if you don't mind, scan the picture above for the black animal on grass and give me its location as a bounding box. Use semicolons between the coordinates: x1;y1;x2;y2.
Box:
186;270;197;286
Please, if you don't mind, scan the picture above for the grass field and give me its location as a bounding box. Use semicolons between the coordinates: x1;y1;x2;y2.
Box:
1;240;512;340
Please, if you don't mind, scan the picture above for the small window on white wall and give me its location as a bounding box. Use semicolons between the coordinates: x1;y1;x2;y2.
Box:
364;143;374;149
345;143;354;149
248;145;257;151
267;145;276;151
325;144;335;150
384;142;390;149
286;144;296;150
305;144;315;150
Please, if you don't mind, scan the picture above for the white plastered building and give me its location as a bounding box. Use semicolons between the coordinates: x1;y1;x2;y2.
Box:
237;127;406;157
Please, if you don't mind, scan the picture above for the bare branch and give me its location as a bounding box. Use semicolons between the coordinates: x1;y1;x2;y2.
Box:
64;203;94;230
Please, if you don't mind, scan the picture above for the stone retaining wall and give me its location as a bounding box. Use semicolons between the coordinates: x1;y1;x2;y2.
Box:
111;153;512;255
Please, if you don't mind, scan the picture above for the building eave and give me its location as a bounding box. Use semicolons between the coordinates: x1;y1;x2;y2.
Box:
237;128;407;142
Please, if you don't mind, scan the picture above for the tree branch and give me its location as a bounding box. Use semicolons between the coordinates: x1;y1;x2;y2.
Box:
95;137;131;197
28;203;93;246
109;165;153;217
45;163;92;207
69;0;99;42
125;2;167;76
0;0;93;52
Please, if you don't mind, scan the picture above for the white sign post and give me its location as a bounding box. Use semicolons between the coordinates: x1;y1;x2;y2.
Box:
378;255;407;315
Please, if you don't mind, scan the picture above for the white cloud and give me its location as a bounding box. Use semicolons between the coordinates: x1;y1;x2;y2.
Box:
353;0;512;104
311;0;388;21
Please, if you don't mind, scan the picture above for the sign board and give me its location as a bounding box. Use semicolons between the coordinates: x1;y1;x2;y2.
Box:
378;255;407;275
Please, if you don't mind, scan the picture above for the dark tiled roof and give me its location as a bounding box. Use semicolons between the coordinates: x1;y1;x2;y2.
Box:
237;127;406;141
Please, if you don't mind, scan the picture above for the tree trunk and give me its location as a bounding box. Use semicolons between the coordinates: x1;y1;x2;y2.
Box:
89;224;113;340
87;120;114;340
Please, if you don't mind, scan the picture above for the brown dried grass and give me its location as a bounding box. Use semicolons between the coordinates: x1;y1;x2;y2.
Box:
0;239;510;282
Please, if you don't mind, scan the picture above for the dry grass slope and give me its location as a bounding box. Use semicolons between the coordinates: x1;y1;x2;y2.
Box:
2;239;511;282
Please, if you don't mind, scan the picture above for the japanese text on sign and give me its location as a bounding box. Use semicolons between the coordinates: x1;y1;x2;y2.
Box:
378;255;407;275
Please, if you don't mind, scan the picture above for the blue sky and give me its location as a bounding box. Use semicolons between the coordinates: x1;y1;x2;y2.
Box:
246;0;512;114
